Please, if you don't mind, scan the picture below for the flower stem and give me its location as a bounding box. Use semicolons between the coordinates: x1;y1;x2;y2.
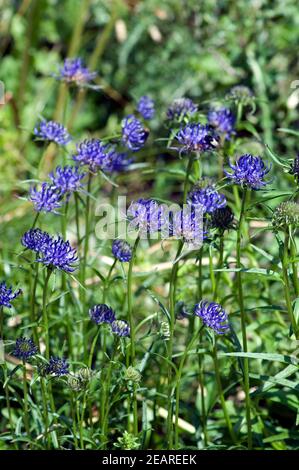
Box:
42;269;52;360
102;337;119;448
127;236;140;436
236;188;252;449
282;230;298;338
22;361;30;436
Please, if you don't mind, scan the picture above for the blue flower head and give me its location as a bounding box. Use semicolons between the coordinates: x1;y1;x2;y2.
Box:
111;320;130;337
58;58;97;86
36;235;78;273
128;199;164;236
175;123;219;153
21;228;52;253
211;206;234;231
167;98;198;120
46;356;69;376
112;239;132;262
100;148;132;173
29;183;63;213
13;337;37;360
49;166;85;195
0;281;22;308
89;304;116;325
187;184;227;214
225;154;271;190
172;206;205;248
194;300;230;335
122;115;149;151
208;107;235;140
137;96;155;120
34;120;71;145
73;138;108;172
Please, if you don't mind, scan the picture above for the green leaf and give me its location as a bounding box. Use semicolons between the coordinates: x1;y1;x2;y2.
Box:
222;352;298;365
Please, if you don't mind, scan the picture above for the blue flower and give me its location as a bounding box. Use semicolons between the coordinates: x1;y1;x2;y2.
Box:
172;206;205;248
290;154;299;183
187;184;227;214
112;239;132;262
36;235;78;273
29;183;63;213
89;304;116;325
137;96;155;120
73;138;108;172
225;154;271;190
46;356;69;376
34;120;71;145
194;300;230;335
211;206;234;231
175;123;219;153
166;98;198;120
0;281;22;308
100;148;132;173
21;228;52;253
208;107;235;140
49;166;85;195
122;115;148;151
128;199;164;236
57;58;97;86
13;337;37;360
111;320;130;337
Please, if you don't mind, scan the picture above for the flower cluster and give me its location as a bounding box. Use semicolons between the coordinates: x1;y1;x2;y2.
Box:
0;281;22;308
46;356;69;376
22;229;78;273
29;183;63;213
137;96;155;120
128;199;164;236
111;320;130;337
49;166;85;195
225;154;271;190
57;57;97;86
172;206;204;248
211;206;234;231
226;85;254;106
194;300;230;335
290;155;299;183
272;201;299;229
34;120;71;145
208;107;235;140
175;123;219;153
167;98;198;120
122;115;149;151
112;239;133;262
13;337;37;360
187;184;226;214
73;139;130;173
89;304;116;325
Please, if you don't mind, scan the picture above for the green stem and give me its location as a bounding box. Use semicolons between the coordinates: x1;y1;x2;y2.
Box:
102;337;119;448
42;269;52;360
30;261;40;347
290;229;299;298
0;306;3;340
282;231;298;338
236;188;252;449
40;378;50;448
22;361;30;436
127;236;140;436
174;325;203;448
212;344;236;444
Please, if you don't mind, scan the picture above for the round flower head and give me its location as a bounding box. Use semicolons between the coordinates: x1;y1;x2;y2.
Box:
57;58;97;86
187;184;226;214
272;201;299;229
112;239;132;262
21;228;52;253
194;300;230;335
208;107;235;140
29;183;63;213
225;154;271;190
172;206;204;249
122;115;149;151
211;206;234;231
167;98;198;121
73;138;109;172
46;356;69;376
49;166;85;195
226;85;254;107
0;281;22;308
290;154;299;183
175;123;219;153
100;148;132;173
36;235;78;273
89;304;116;325
137;96;155;120
34;120;71;145
13;337;37;360
128;199;164;236
111;320;130;337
